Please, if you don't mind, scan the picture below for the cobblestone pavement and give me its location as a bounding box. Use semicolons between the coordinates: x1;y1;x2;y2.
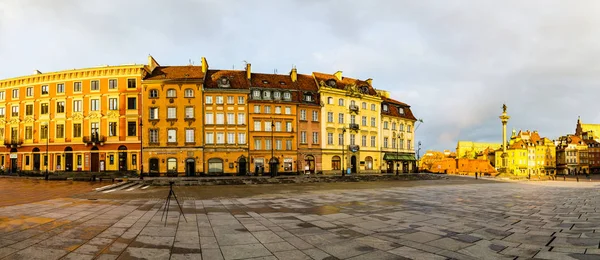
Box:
2;180;600;259
0;178;106;207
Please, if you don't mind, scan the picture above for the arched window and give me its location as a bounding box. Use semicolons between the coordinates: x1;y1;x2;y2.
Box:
362;102;367;109
400;123;405;132
149;89;159;98
328;97;333;104
283;92;291;100
166;89;176;98
338;99;344;106
167;158;177;173
371;104;376;111
184;88;194;98
332;156;341;170
365;156;373;170
350;100;356;107
263;91;271;99
392;122;396;130
273;91;281;99
407;125;412;133
208;158;224;174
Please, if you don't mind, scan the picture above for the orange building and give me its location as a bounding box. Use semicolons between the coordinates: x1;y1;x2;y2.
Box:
141;56;205;176
202;67;250;175
0;64;144;174
296;71;322;174
248;66;300;175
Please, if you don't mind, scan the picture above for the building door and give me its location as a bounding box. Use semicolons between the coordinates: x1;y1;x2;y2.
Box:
32;148;40;171
118;146;127;172
305;155;315;174
351;155;357;174
186;159;196;176
238;157;247;175
387;161;393;174
64;147;73;172
403;162;409;173
91;146;99;172
149;158;159;175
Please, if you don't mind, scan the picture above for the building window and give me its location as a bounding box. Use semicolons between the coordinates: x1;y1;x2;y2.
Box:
91;122;99;136
90;80;99;91
371;117;376;127
10;89;19;99
338;99;344;106
275;106;281;114
407;125;412;133
208;158;224;174
25;126;32;140
265;121;272;132
128;121;136;137
238;133;246;144
252;90;261;99
332;156;341;170
276;140;282;150
300;110;306;120
40;125;48;139
167;89;176;98
371;104;376;111
206;132;214;144
383;104;388;112
312;132;318;144
0;108;4;118
25;104;33;116
312;111;318;122
328;133;333;144
167;107;176;119
371;136;376;147
56;124;64;138
127;97;136;110
350;115;356;124
400;139;404;149
57;84;65;93
109;79;117;89
109;122;117;137
56;101;65;113
384;137;388;148
238;113;245;125
216;96;223;104
265;139;272;150
362;102;367;109
74;82;82;92
273;92;281;100
253;105;260;113
275;122;281;132
227;96;234;104
365;156;373;170
400;123;404;131
186;129;195;143
216;132;224;144
238;96;245;104
301;131;307;144
149;107;158;120
254;121;261;131
185;107;194;119
254;139;261;150
362;136;367;146
127;79;137;89
184;89;194;98
350;134;355;145
109;98;118;110
264;106;271;114
327;112;333;122
263;91;271;99
0;91;4;100
328;97;333;104
91;99;100;111
384;121;389;129
304;94;312;102
168;129;177;143
339;134;344;145
286;140;292;150
283;92;291;100
362;116;367;126
284;107;291;115
149;89;158;98
338;113;344;124
392;122;397;130
216;113;224;124
286;122;292;132
11;105;18;117
40;103;48;115
227;113;234;124
392;138;396;149
167;158;177;172
227;132;235;144
407;140;411;150
26;87;33;97
73;123;82;138
73;100;82;112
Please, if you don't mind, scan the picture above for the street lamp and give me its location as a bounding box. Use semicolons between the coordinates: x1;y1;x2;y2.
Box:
139;122;143;179
44;122;49;181
395;131;400;176
270;118;276;178
341;126;346;176
417;141;422;173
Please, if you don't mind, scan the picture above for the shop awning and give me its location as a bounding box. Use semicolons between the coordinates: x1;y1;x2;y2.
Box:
383;153;417;161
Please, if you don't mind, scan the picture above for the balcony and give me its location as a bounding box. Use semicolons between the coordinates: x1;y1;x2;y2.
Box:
83;134;106;146
348;145;360;152
349;104;359;113
4;139;23;148
349;123;360;131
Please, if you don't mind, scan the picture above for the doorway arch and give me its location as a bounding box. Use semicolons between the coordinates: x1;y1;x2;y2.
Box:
185;158;196;176
32;147;40;171
238;156;247;175
9;148;17;173
64;147;73;172
304;155;315;173
149;158;159;175
118;145;127;172
350;155;357;174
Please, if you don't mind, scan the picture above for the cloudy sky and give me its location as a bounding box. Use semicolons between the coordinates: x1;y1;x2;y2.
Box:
1;0;599;152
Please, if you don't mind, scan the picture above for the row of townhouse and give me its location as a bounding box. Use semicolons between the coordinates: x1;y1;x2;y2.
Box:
0;56;418;176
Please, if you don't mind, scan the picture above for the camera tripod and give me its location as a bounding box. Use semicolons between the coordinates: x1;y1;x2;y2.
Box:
161;181;187;226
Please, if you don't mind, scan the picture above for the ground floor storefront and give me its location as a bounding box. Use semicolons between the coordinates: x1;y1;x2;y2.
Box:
321;149;382;175
297;149;322;174
143;148;204;177
248;151;297;176
382;152;417;174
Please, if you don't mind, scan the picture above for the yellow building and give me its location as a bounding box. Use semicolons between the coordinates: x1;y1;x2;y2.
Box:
141;56;205;176
0;63;145;174
379;94;418;173
576;117;600;141
456;141;501;159
202;67;250;175
315;71;382;174
496;130;556;176
556;134;588;175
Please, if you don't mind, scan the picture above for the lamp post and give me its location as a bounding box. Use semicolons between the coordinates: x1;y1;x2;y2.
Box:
139;122;143;179
396;131;400;176
44;122;49;181
270;118;276;178
341;126;346;176
417;141;422;173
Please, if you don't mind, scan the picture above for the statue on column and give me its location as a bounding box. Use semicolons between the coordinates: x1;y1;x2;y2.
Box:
502;103;507;113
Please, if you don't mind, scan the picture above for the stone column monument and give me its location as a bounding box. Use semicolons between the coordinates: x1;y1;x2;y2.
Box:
499;104;510;173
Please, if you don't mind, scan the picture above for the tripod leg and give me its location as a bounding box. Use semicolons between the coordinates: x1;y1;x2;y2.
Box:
164;194;171;227
161;194;170;222
171;191;188;222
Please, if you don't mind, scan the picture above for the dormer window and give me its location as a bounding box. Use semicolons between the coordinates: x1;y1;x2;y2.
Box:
398;107;405;115
283;92;291;101
273;91;281;100
326;79;336;87
252;90;261;99
263;90;271;99
262;80;269;84
359;86;369;94
279;81;285;85
304;93;313;102
218;77;230;88
383;104;388;112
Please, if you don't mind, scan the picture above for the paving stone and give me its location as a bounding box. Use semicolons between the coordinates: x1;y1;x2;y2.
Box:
120;247;171;260
220;244;272;260
550;237;600;248
400;231;442;243
8;246;68;260
426;237;471;251
272;249;311;260
316;240;376;259
252;230;285;243
388;246;446;260
202;248;224;260
301;248;333;260
263;241;297;252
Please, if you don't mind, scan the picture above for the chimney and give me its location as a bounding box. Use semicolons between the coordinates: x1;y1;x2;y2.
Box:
333;71;343;81
201;57;208;73
34;70;42;74
366;78;373;86
147;55;160;73
290;67;297;82
246;63;251;80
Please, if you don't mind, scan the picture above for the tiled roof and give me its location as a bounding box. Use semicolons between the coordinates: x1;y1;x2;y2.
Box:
313;72;377;96
296;74;318;92
144;66;204;80
509;140;526;149
381;97;417;121
250;73;296;90
204;69;250;89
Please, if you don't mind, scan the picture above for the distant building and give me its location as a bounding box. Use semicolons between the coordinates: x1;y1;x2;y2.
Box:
495;130;556;176
556;134;588;175
456;141;501;159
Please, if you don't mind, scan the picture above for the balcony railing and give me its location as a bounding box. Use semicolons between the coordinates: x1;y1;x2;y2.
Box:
4;139;23;148
349;104;359;113
349;123;360;131
83;134;106;145
348;145;360;152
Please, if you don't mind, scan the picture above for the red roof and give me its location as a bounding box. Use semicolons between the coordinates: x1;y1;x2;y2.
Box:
312;72;377;96
204;69;250;89
144;66;204;81
381;96;417;121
